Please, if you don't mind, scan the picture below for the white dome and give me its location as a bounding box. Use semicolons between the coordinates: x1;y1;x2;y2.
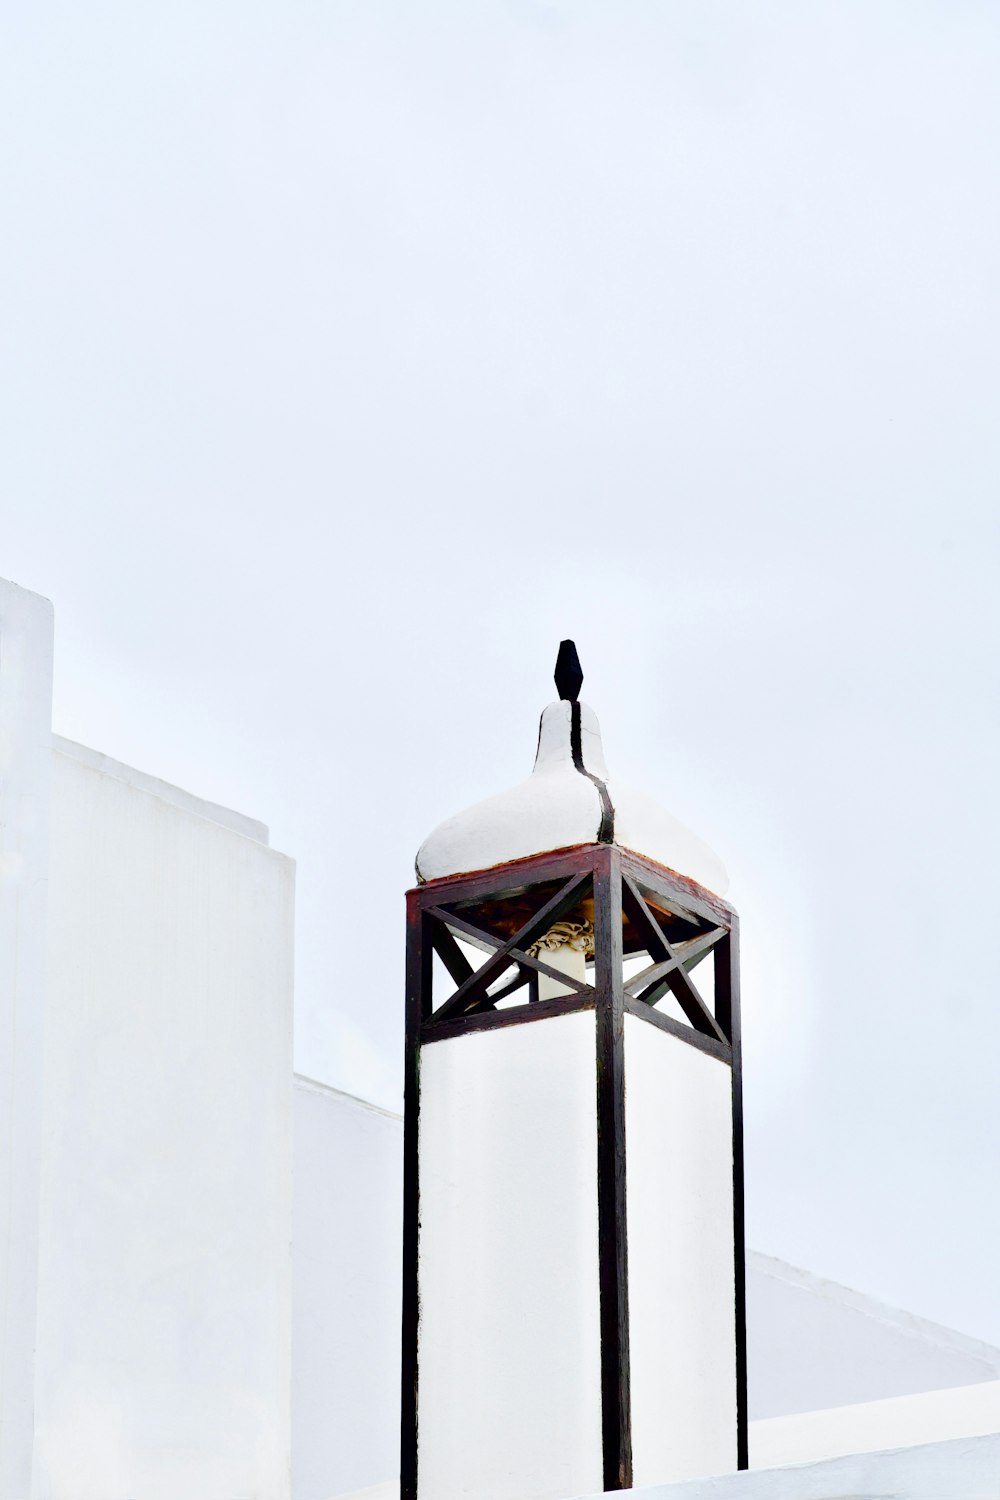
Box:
415;698;728;897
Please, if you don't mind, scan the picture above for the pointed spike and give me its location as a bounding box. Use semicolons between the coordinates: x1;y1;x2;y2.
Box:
554;639;583;702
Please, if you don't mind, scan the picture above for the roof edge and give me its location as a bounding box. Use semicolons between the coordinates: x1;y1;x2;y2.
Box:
52;735;270;846
747;1249;1000;1370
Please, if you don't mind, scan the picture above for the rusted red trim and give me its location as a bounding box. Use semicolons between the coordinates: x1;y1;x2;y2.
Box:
412;841;735;928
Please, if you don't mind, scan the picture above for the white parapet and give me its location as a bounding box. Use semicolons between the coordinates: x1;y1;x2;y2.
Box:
750;1376;1000;1470
30;737;295;1500
0;581;54;1500
565;1430;1000;1500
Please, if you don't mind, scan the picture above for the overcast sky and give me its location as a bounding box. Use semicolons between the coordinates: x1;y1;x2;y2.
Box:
3;0;1000;1346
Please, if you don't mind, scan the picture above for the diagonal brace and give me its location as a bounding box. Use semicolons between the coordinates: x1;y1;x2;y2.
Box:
626;927;726;1002
427;906;591;1018
622;876;726;1044
429;872;592;1022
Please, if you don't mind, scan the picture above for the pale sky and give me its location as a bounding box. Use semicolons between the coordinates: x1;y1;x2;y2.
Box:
3;0;1000;1346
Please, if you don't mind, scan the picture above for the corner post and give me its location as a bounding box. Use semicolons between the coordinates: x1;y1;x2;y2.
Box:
715;919;748;1469
593;845;632;1491
401;893;430;1500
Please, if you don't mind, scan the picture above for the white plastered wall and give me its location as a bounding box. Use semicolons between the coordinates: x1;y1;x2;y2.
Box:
31;741;295;1500
292;1077;403;1500
0;582;53;1500
418;1012;603;1500
625;1013;737;1487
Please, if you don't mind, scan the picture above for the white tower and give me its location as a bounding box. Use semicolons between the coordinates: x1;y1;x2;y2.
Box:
402;643;746;1500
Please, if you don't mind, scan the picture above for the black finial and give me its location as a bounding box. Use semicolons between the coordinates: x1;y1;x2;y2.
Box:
554;639;583;702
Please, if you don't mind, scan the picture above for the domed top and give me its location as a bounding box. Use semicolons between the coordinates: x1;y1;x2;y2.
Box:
415;643;728;897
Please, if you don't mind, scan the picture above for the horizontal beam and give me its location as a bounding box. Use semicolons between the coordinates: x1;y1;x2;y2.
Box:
618;849;735;929
414;845;602;908
422;991;596;1043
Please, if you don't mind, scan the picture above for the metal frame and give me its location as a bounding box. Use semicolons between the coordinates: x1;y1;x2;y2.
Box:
401;842;747;1499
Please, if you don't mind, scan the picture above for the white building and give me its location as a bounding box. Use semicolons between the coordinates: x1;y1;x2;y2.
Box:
2;577;999;1500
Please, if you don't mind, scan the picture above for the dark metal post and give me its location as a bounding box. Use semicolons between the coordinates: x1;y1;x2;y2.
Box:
401;895;429;1500
593;845;632;1491
715;921;748;1469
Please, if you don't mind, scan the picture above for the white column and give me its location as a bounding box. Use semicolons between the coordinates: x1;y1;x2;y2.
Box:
527;920;592;1001
0;581;54;1500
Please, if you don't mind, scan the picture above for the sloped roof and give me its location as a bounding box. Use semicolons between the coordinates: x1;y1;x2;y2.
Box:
747;1250;1000;1420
